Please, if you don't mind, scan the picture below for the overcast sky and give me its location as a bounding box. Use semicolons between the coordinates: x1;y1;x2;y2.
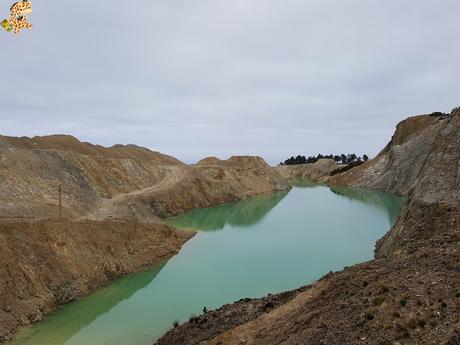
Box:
1;1;459;164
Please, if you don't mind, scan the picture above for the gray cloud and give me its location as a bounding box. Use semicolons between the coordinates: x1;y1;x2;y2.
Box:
1;0;459;164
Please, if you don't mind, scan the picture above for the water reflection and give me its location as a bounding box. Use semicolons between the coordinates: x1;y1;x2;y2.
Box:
168;191;289;231
329;186;405;225
169;177;404;232
12;184;405;345
14;264;166;345
291;178;325;189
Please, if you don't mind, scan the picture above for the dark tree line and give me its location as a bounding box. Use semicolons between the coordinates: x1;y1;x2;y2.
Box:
280;153;369;166
430;107;459;117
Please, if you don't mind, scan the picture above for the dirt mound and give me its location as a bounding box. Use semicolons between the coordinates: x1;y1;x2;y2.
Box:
196;157;222;165
0;218;193;343
0;135;289;221
275;159;340;183
88;155;289;221
0;135;185;219
0;135;183;164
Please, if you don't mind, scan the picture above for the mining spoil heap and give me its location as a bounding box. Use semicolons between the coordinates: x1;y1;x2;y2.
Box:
0;135;289;342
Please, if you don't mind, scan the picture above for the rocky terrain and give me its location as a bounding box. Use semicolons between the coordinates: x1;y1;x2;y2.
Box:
0;135;289;342
328;114;448;196
156;110;460;345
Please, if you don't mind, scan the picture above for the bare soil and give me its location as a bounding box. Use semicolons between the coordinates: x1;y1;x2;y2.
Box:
0;218;193;343
0;135;290;343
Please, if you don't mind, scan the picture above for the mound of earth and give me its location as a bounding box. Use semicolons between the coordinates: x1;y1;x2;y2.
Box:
0;135;289;222
92;156;290;221
275;159;340;183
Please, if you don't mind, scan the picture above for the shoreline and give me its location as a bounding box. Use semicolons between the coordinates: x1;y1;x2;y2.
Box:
0;219;195;344
157;111;460;344
0;148;290;343
2;110;458;345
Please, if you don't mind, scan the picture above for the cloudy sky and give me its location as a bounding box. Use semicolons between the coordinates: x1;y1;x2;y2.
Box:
1;0;459;164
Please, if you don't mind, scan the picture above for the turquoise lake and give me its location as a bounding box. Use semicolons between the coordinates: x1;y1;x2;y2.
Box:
12;181;404;345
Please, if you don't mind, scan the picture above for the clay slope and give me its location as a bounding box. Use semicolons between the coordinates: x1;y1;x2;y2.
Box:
0;135;184;219
375;110;460;258
0;135;289;221
91;156;290;221
328;113;449;196
0;219;193;343
156;110;460;345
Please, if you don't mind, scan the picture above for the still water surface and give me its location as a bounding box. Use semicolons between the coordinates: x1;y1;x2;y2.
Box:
12;182;404;345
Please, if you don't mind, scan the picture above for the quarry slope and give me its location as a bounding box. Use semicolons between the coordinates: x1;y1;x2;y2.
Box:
0;135;288;221
0;135;289;343
0;219;194;343
156;110;460;345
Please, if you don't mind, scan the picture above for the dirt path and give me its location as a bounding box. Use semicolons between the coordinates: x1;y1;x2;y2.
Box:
205;282;327;345
86;165;188;221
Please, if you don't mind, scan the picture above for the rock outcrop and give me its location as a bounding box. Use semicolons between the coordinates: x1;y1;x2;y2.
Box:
328;114;449;196
156;110;460;345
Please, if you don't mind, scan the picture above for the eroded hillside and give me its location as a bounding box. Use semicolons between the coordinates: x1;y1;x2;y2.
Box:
0;135;288;221
0;135;290;343
0;219;194;343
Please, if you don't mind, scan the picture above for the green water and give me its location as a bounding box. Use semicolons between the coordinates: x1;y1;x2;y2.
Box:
12;183;404;345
